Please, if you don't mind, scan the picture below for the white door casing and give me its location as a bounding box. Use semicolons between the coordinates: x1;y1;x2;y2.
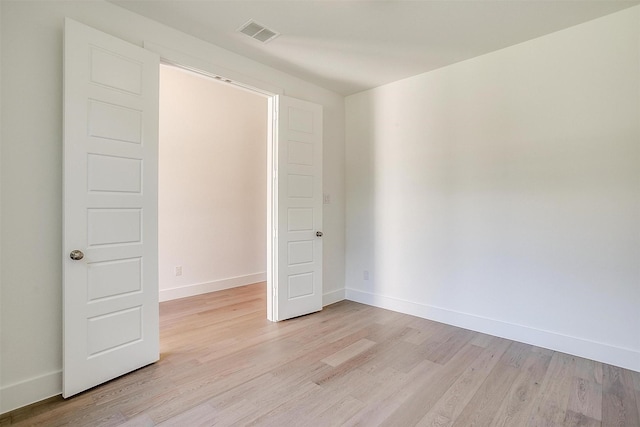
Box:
271;96;323;321
63;19;160;397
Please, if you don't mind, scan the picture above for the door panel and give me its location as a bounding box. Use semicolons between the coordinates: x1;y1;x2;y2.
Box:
63;18;159;398
275;96;323;321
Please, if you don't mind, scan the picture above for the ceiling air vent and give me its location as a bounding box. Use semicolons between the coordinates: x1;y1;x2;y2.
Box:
237;20;280;43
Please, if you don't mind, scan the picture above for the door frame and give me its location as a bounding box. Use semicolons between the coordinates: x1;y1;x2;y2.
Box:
146;42;282;321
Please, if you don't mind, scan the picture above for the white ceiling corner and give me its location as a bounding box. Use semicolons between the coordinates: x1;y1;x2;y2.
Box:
109;0;639;96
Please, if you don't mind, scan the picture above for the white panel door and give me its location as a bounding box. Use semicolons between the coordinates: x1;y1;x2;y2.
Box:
63;18;159;398
274;96;323;321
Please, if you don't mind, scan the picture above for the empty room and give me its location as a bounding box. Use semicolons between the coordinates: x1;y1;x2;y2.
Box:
0;0;639;426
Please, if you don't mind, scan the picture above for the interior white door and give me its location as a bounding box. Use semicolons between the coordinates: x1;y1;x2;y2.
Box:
273;96;323;321
63;18;160;398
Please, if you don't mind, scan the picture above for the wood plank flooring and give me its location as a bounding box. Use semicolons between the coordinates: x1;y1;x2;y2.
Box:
2;282;639;426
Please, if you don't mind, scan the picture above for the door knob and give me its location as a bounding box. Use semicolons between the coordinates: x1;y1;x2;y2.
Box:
69;250;84;261
316;231;323;237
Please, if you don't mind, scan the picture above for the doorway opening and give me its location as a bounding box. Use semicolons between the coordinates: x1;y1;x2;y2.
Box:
63;21;324;398
157;63;270;314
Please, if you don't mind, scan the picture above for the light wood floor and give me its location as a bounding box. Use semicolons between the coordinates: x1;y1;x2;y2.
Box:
2;282;639;426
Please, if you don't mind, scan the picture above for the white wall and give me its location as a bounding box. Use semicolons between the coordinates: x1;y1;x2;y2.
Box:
159;65;267;301
346;6;640;372
0;0;345;413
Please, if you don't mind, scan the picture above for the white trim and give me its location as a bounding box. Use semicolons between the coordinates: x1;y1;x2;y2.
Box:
345;288;640;373
159;273;267;302
143;41;283;96
266;96;278;322
0;371;62;415
323;289;345;307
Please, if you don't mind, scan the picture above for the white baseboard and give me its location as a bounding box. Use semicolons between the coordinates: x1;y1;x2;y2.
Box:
323;288;345;306
345;288;640;373
0;370;62;415
160;272;267;302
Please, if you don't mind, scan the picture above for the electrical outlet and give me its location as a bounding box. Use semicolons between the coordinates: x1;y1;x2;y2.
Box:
175;266;182;276
363;270;369;280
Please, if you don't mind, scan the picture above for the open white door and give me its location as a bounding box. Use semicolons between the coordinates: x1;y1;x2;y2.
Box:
270;96;323;321
63;19;159;397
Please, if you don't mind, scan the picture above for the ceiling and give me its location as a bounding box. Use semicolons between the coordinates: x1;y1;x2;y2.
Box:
110;0;639;95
